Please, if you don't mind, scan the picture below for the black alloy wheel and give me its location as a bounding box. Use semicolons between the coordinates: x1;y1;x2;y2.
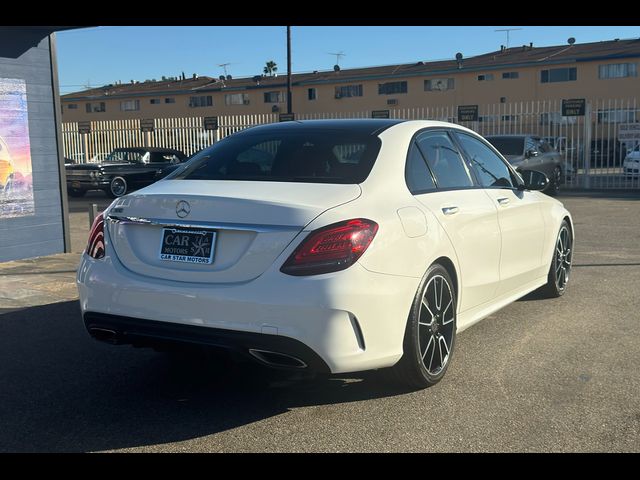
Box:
540;220;573;297
389;263;457;389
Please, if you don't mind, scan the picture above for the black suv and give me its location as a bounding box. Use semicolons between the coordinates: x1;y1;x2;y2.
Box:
65;147;187;198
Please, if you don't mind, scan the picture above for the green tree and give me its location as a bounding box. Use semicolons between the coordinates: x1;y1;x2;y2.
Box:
263;60;278;77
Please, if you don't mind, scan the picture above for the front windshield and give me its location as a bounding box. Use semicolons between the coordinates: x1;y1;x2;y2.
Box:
104;150;148;163
485;137;524;156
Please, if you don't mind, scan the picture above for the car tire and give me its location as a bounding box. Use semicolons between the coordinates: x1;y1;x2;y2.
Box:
545;167;561;196
539;220;573;298
388;263;457;389
108;176;128;198
67;187;86;198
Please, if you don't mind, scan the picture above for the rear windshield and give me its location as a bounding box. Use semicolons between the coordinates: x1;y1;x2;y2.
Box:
169;130;381;184
485;137;524;156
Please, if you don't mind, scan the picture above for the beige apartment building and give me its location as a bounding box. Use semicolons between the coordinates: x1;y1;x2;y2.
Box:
61;38;640;122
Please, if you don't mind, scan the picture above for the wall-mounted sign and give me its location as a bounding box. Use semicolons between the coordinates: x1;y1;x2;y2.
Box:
279;113;295;122
78;121;91;134
0;77;34;219
618;123;640;142
371;110;390;119
562;98;586;117
457;105;479;122
140;118;155;133
203;116;219;131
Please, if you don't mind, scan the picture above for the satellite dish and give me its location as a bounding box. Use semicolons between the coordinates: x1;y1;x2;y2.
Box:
568;37;576;45
333;64;341;72
455;52;463;61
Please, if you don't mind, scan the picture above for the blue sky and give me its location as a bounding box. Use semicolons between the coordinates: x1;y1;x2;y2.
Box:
56;26;640;94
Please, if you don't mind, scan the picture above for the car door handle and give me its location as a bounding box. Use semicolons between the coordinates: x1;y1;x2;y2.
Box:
497;197;510;206
442;206;459;215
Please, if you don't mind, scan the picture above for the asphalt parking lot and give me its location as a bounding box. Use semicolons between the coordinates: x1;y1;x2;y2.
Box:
0;190;639;452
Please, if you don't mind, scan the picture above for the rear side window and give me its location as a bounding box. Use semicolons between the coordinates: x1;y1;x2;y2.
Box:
405;142;436;193
415;131;473;189
172;130;381;184
149;152;181;163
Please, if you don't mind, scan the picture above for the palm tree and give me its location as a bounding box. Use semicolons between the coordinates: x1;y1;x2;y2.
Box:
263;60;278;77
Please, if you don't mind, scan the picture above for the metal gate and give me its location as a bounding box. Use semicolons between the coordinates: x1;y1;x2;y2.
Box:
62;98;640;189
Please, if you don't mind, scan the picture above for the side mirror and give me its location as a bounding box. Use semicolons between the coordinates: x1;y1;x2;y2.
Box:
525;149;539;159
518;170;549;191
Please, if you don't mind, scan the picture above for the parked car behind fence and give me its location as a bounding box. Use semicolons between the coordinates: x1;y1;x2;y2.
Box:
65;147;187;198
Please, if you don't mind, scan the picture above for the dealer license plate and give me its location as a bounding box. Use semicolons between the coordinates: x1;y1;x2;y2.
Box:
159;228;216;264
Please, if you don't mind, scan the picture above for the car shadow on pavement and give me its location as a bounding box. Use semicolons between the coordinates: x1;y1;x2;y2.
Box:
0;300;412;452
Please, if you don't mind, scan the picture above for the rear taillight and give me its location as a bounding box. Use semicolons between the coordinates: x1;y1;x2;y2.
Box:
281;218;378;276
86;212;105;259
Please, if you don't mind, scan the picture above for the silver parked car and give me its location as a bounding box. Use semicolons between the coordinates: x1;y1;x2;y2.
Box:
485;135;564;195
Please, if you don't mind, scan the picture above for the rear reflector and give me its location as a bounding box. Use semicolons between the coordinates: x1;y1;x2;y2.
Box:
86;212;105;259
280;218;378;276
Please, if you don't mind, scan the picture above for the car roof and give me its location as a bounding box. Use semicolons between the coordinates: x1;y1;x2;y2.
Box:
112;147;185;154
237;119;406;137
484;134;533;139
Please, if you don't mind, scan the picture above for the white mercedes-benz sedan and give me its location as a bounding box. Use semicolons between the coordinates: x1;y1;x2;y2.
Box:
77;119;574;388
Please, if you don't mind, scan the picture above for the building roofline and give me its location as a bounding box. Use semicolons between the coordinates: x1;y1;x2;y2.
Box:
61;37;640;101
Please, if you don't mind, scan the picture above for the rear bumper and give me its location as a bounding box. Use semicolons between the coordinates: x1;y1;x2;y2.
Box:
77;250;419;374
83;311;331;372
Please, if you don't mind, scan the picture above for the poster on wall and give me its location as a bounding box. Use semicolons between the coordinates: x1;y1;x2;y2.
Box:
0;77;34;219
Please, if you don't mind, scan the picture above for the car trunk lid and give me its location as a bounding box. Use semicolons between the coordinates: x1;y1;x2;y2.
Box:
105;179;361;283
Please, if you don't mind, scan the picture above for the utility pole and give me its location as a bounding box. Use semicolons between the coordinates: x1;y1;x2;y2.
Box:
287;26;292;114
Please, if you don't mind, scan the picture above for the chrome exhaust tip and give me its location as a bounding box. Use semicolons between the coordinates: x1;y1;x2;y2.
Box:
248;349;308;369
89;327;119;344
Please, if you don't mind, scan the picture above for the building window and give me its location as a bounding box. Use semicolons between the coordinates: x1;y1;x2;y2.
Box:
599;63;637;79
150;99;161;104
67;103;78;109
478;115;498;123
540;112;577;125
335;85;363;98
263;91;282;103
120;100;140;111
378;81;408;95
477;74;494;81
165;98;175;104
189;95;213;108
424;78;455;91
308;88;317;101
85;102;105;113
501;115;520;122
597;109;637;124
540;67;577;83
502;71;519;79
225;93;250;105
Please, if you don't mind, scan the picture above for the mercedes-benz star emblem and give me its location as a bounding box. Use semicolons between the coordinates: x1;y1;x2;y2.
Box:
176;200;191;218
